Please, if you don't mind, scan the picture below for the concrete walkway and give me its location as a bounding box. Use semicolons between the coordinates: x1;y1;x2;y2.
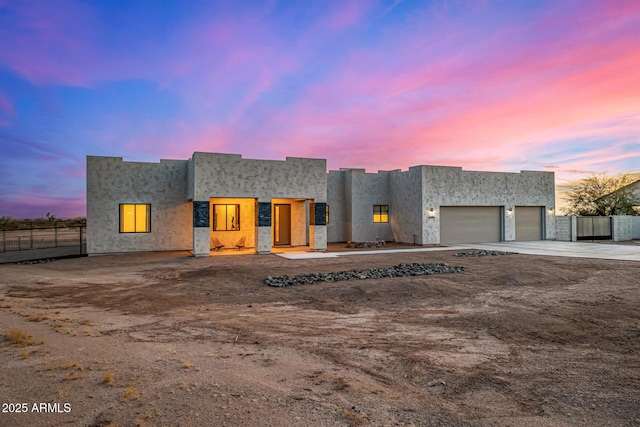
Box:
276;241;640;262
469;241;640;262
276;245;473;259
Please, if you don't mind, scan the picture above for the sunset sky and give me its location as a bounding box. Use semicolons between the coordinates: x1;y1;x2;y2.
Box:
1;0;639;218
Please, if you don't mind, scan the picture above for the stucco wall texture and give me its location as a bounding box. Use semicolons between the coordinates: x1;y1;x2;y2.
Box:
328;165;555;244
326;172;346;243
189;153;327;202
88;153;559;255
328;169;394;243
86;156;192;254
421;167;555;244
389;168;423;245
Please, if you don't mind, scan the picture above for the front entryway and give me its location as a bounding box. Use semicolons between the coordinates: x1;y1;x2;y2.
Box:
274;204;291;245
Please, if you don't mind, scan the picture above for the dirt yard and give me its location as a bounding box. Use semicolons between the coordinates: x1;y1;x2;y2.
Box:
0;249;639;426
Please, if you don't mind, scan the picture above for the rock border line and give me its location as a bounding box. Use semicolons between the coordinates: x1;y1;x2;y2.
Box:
265;262;466;287
454;250;517;257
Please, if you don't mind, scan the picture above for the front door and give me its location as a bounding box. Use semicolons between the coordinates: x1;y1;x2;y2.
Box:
274;204;291;245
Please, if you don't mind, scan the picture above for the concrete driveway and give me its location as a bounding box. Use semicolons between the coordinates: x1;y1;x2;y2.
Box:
467;240;640;262
277;240;640;261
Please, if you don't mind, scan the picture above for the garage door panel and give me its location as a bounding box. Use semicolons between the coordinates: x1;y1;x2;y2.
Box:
515;206;542;241
440;206;501;244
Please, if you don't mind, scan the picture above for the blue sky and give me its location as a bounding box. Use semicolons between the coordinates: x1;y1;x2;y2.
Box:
1;0;639;218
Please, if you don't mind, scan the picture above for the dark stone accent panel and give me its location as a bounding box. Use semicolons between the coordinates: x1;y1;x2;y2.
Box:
314;202;327;226
193;201;210;228
258;202;271;227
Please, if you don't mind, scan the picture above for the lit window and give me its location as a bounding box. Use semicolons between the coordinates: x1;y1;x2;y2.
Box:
326;205;330;224
373;205;389;223
120;204;151;233
213;204;240;231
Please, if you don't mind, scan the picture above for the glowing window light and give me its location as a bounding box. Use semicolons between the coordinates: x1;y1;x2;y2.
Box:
212;204;240;231
373;205;389;223
119;204;150;233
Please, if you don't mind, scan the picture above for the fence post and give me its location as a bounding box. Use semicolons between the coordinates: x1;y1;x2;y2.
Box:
55;221;58;247
30;222;34;249
79;226;83;255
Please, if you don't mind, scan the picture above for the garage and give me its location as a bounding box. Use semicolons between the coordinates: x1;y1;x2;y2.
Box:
515;206;543;241
440;206;502;244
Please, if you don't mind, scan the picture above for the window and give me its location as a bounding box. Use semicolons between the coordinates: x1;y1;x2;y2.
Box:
326;205;330;224
213;204;240;231
120;204;151;233
373;205;389;223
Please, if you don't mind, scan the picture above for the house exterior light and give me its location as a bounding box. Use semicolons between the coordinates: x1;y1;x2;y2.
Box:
427;208;436;218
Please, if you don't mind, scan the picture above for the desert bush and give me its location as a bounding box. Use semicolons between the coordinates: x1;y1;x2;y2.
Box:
5;329;35;346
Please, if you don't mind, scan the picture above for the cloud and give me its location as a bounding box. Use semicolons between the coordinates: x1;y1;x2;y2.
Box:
0;0;102;85
237;0;640;175
1;0;639;218
0;130;75;162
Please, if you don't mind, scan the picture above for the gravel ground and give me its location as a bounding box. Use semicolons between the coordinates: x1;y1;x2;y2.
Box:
0;249;639;426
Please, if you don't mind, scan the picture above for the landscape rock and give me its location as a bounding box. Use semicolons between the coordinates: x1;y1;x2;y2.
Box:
454;250;517;257
16;258;56;265
265;262;466;287
345;241;387;248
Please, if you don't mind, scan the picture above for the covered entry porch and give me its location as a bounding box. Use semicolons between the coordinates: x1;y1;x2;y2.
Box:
201;197;324;255
189;153;328;257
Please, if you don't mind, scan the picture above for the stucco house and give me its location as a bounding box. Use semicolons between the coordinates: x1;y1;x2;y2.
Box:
86;152;556;256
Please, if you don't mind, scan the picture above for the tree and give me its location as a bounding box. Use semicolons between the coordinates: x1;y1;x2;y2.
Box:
565;173;639;216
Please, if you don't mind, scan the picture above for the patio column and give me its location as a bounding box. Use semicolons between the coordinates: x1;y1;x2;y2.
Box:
192;201;210;257
256;200;272;254
311;202;327;251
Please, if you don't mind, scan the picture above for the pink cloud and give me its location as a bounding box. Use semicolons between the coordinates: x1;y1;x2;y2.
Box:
0;0;101;85
123;121;231;161
0;0;172;87
242;0;640;176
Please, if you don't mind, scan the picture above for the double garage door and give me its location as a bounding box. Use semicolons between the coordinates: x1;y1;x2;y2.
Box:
440;206;543;244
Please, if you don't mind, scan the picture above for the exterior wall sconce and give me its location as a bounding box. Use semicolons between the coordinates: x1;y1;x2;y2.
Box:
427;208;436;218
506;208;513;216
548;207;555;214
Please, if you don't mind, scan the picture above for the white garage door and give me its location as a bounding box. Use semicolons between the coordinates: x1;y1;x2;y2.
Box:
515;206;543;241
440;206;501;244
